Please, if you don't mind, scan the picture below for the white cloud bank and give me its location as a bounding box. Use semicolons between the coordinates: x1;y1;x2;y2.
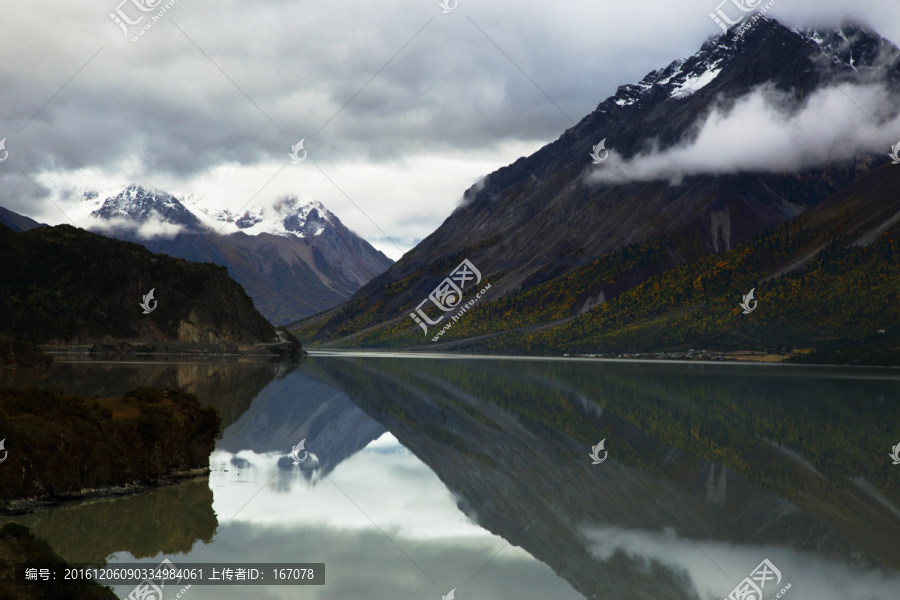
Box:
582;524;900;600
85;210;189;240
587;83;900;186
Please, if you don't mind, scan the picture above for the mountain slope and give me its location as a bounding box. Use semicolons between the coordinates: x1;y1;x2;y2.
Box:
0;206;45;232
0;223;298;351
295;162;900;360
293;18;900;355
466;163;900;359
79;185;392;324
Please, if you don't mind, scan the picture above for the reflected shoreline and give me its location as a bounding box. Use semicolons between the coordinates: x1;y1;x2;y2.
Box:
7;475;217;564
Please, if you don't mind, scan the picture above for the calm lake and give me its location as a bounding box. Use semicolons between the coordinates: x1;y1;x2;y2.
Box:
4;354;900;600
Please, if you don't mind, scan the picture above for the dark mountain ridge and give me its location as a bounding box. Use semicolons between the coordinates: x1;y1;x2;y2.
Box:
461;162;900;359
0;223;301;355
0;206;45;232
294;17;900;355
386;18;896;284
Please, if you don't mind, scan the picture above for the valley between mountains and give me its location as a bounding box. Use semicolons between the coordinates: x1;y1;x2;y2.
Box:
2;17;899;364
2;8;900;600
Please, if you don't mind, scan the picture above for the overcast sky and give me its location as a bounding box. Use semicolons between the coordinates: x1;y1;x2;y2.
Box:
1;0;898;259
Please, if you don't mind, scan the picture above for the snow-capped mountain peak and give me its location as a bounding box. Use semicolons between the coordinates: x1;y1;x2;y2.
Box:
89;184;200;226
71;183;391;324
193;195;336;238
603;17;899;111
72;184;203;237
78;184;340;240
606;22;744;108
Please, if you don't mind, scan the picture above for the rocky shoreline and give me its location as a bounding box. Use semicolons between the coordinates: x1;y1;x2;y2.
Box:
2;469;210;516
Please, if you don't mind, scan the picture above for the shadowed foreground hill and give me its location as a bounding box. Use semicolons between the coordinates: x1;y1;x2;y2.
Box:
0;224;302;356
0;387;219;513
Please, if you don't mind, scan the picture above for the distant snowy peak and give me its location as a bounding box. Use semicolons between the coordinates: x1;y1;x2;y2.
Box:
87;184;203;230
80;184;340;239
195;196;336;238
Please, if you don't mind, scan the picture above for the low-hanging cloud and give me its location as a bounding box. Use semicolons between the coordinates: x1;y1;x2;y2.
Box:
86;210;191;240
586;82;900;186
581;523;900;600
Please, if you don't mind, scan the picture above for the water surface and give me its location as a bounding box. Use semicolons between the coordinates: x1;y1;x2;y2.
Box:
7;356;900;600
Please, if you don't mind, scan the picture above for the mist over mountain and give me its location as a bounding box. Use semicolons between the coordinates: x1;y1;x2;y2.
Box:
75;184;393;325
294;17;900;361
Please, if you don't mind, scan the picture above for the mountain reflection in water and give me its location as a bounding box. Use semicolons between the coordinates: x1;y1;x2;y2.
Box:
4;356;899;600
